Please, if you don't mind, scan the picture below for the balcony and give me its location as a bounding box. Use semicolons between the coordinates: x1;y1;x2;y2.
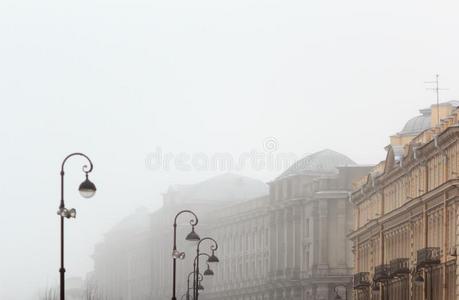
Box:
390;258;410;277
353;272;370;289
373;264;390;282
416;247;441;268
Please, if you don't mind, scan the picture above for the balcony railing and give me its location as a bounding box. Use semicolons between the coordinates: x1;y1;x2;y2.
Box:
373;264;390;282
353;272;371;289
390;258;410;277
417;247;441;268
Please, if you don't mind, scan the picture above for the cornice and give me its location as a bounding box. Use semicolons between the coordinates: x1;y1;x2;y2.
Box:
349;179;459;241
352;125;459;201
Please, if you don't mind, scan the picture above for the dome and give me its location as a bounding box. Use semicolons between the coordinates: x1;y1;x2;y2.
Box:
277;149;356;179
399;109;431;135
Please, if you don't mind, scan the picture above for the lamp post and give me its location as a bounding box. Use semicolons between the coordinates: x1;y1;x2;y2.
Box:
194;237;219;300
188;254;215;300
57;153;97;300
187;271;206;300
197;278;204;291
334;285;348;300
414;266;434;300
172;210;200;300
413;247;441;300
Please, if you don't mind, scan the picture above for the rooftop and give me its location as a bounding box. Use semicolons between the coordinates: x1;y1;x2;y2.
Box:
277;149;357;179
165;173;268;204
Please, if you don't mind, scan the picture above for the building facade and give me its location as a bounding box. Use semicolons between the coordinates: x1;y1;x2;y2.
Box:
203;150;370;300
350;101;459;300
92;150;370;300
92;208;152;300
93;173;268;300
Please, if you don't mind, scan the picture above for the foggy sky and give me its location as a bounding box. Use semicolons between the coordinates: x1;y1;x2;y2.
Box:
1;0;459;298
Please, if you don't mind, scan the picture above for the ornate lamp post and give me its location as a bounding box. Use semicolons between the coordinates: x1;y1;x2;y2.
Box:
413;247;441;300
414;266;434;300
193;252;215;292
172;210;200;300
57;153;97;300
197;279;204;291
186;270;207;300
194;237;219;300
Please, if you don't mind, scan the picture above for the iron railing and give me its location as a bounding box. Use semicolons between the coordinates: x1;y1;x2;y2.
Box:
374;264;390;282
416;247;441;268
389;258;410;277
353;272;371;289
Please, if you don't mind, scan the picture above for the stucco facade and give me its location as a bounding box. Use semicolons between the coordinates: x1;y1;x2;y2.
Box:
350;101;459;300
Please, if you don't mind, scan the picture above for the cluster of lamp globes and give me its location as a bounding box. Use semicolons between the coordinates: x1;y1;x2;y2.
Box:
172;227;220;290
199;253;220;290
57;174;97;219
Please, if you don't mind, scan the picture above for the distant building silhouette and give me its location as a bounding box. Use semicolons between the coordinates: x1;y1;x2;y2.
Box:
92;151;371;300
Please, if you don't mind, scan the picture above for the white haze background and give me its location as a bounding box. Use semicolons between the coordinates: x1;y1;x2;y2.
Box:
1;0;459;298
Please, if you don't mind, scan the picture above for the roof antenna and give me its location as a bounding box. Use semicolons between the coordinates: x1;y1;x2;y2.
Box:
425;74;448;127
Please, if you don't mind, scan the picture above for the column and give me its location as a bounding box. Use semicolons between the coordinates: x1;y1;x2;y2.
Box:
269;210;277;274
278;209;285;272
293;205;301;276
455;204;459;300
337;198;346;267
318;200;328;268
287;208;294;271
312;201;320;268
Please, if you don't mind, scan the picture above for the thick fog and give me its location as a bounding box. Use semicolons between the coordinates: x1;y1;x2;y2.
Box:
1;0;459;298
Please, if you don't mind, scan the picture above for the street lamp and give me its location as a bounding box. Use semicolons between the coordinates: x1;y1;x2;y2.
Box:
172;210;200;300
203;264;214;276
191;253;215;299
194;237;219;300
414;267;434;299
186;271;204;300
414;272;425;285
334;285;348;300
194;253;216;276
57;153;96;300
414;247;441;300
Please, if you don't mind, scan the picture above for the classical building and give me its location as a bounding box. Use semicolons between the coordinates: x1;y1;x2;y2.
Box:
203;150;370;300
93;173;268;300
148;173;269;300
92;150;370;300
92;208;152;300
350;101;459;300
